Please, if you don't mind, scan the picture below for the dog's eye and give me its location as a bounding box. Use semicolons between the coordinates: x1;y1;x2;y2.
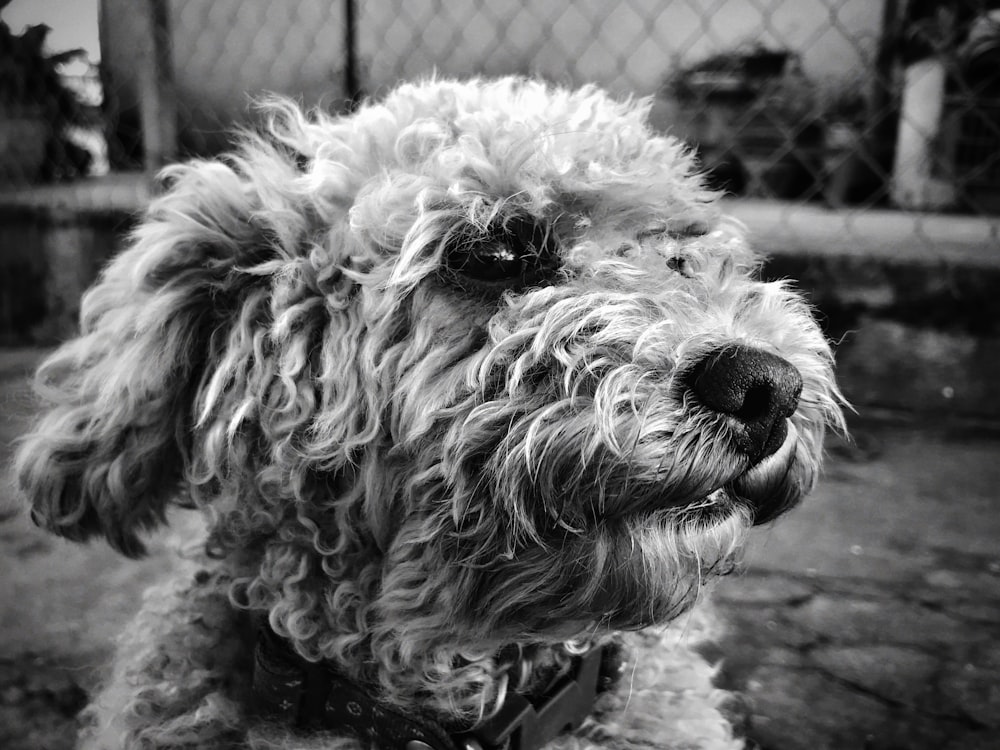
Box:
459;239;526;281
666;221;710;239
666;254;695;277
445;217;560;289
638;221;710;243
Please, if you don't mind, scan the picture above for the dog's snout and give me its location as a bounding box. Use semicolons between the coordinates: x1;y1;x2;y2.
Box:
685;344;803;460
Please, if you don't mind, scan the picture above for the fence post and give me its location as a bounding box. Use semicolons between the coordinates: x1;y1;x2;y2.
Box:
344;0;362;108
137;0;177;173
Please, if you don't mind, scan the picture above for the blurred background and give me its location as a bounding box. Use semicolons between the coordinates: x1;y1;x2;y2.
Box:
6;0;1000;205
1;2;999;750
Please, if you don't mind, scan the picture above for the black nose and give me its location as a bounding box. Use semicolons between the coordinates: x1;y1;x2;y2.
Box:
684;344;803;461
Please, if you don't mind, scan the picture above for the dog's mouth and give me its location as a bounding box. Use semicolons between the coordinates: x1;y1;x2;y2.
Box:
502;410;809;535
684;420;802;526
734;420;806;523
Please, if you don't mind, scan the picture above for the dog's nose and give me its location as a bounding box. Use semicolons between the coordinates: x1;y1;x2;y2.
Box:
684;344;803;461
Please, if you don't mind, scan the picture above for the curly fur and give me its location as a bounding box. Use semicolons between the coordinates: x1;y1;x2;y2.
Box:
16;77;843;749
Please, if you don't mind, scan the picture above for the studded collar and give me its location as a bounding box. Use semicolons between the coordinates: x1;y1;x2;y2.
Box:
251;620;623;750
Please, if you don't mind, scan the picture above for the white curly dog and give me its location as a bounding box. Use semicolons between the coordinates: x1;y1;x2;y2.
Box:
17;78;842;750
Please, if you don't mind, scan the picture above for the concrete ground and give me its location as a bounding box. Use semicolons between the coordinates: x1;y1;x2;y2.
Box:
1;347;998;750
714;422;1000;749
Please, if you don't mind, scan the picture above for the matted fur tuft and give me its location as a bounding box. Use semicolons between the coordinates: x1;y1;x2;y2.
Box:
16;77;843;749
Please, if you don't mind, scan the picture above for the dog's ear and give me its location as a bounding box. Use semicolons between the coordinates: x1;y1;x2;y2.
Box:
15;158;282;557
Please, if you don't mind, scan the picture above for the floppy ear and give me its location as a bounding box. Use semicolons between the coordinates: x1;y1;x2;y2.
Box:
15;159;274;557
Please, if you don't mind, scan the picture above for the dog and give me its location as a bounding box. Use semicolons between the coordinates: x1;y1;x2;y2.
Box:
16;77;843;750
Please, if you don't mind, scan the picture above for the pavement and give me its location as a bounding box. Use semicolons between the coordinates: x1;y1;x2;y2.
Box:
1;346;999;750
714;421;1000;749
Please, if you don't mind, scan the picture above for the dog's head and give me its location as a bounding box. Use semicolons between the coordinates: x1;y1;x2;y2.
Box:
18;77;841;678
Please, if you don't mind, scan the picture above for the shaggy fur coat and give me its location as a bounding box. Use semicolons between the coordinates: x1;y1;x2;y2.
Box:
17;77;841;749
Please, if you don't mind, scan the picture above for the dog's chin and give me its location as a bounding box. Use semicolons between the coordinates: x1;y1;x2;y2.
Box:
579;504;753;633
451;496;750;642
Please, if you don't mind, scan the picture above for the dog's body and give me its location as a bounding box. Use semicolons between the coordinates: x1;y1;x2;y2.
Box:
17;78;842;749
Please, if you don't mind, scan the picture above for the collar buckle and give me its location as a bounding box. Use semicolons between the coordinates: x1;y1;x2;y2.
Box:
457;644;616;750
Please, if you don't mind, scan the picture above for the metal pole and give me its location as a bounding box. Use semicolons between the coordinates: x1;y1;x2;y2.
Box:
344;0;361;109
871;0;900;173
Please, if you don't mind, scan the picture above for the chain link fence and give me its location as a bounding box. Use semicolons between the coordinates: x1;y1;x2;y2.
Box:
3;0;999;241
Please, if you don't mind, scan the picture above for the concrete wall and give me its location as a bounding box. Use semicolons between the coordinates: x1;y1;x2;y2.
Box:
0;205;133;344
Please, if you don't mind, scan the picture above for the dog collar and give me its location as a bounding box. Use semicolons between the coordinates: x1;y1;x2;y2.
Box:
252;622;623;750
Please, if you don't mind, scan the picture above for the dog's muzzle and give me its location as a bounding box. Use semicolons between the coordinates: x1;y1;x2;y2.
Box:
674;343;806;525
684;343;803;463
